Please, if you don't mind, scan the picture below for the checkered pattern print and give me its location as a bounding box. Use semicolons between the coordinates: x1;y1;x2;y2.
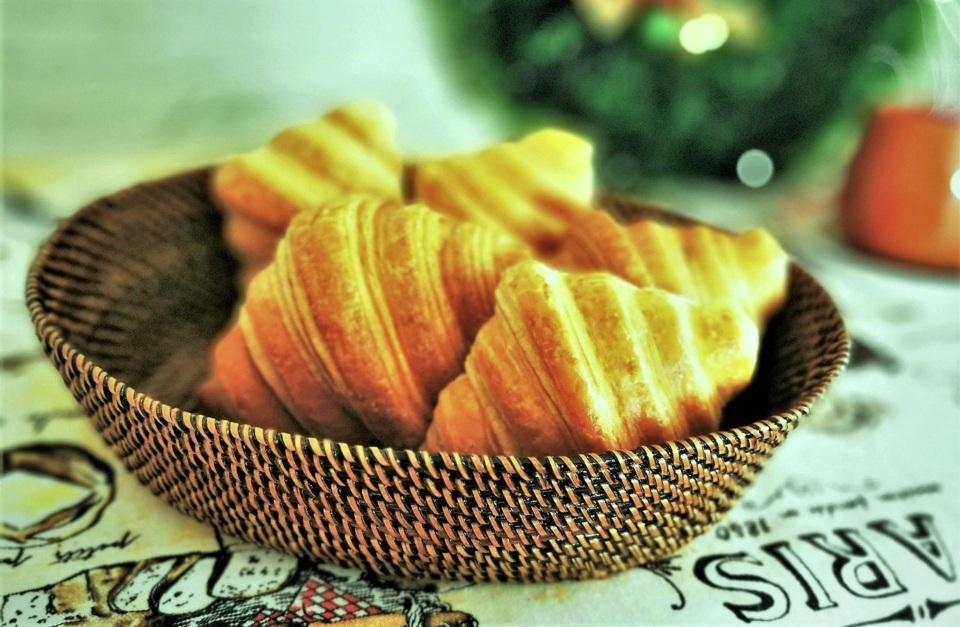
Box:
288;578;383;623
250;609;299;624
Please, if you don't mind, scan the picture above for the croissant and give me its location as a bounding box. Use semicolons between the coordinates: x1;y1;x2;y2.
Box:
212;100;403;270
423;261;760;456
200;198;529;448
413;129;595;253
552;210;789;326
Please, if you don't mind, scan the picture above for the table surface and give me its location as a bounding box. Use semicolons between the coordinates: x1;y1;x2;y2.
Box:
3;2;959;625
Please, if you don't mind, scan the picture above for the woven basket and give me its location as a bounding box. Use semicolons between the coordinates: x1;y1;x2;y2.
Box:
27;168;849;582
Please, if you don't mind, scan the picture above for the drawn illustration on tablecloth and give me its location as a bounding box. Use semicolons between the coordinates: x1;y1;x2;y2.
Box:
639;558;686;610
804;392;886;434
848;337;901;374
696;497;960;624
802;334;897;435
842;598;960;627
1;528;476;626
0;444;115;549
0;350;46;376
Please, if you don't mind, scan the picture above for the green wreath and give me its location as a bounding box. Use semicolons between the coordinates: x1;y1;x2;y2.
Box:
427;0;922;189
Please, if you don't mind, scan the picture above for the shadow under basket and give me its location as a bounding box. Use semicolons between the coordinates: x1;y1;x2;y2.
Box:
27;168;849;582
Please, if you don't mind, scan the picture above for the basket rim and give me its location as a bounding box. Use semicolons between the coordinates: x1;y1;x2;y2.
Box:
25;166;850;473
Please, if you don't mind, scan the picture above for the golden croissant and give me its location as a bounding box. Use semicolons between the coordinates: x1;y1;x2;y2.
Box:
213;100;403;271
413;129;595;253
423;261;760;456
552;210;789;326
200;198;529;448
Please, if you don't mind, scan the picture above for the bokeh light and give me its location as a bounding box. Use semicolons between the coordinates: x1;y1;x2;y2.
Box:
679;13;729;55
736;149;775;188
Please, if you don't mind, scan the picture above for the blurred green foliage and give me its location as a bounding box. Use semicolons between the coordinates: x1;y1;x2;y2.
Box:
427;0;922;189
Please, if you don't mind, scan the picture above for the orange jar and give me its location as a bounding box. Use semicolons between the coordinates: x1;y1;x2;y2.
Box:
841;105;959;271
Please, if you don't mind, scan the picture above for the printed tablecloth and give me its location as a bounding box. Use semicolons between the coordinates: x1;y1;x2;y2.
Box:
2;168;958;626
2;2;958;622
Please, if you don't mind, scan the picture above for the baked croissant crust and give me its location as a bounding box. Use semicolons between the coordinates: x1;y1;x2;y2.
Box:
200;198;529;448
423;261;760;456
412;129;594;253
552;210;789;326
212;100;403;271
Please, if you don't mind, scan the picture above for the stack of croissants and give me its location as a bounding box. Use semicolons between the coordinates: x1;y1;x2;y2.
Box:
199;101;789;456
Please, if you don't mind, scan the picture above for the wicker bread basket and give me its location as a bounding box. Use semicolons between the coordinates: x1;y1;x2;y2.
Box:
27;168;849;582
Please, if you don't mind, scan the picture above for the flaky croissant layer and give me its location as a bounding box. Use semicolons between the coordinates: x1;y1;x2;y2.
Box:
413;129;595;253
201;198;529;448
424;261;760;456
213;100;404;271
553;210;789;327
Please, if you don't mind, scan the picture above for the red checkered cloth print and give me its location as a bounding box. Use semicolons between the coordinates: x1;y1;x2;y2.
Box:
287;577;383;623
